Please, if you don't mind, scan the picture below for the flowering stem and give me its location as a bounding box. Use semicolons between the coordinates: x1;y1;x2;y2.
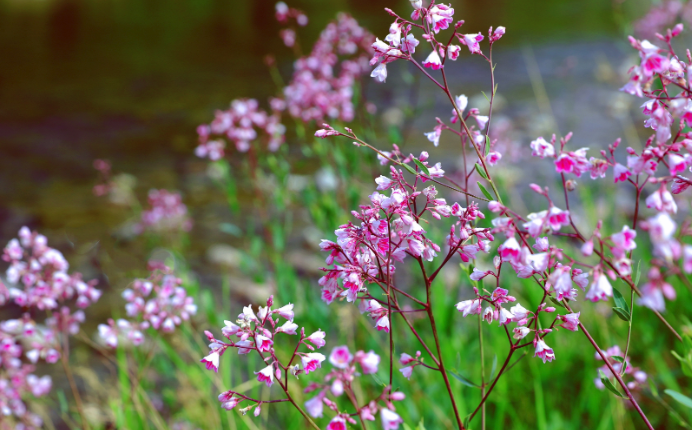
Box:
477;313;486;430
469;347;514;422
422;268;465;429
60;335;90;430
277;375;321;430
563;302;654;430
620;288;635;377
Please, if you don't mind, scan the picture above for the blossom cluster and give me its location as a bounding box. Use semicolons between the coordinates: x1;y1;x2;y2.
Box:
195;98;286;157
98;261;197;348
317;158;491;330
594;345;648;392
1;227;101;428
303;345;405;429
283;13;374;123
135;189;193;235
202;296;327;418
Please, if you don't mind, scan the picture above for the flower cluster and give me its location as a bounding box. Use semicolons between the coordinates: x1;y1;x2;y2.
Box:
594;345;648;392
634;0;692;38
202;296;327;418
98;261;196;347
195;98;286;157
1;227;100;429
135;189;193;235
317;158;492;329
302;345;404;428
283;13;374;122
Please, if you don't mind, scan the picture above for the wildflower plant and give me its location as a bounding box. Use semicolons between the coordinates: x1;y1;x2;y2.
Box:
1;227;101;429
204;1;692;428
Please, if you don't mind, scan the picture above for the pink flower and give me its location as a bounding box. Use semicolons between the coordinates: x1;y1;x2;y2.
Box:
255;334;273;352
376;315;390;332
534;339;555;363
460;32;484;54
447;44;461;60
304;394;324;418
255;364;274;387
558;312;580;331
381;408;404;429
555;148;591;177
586;273;613;302
530;137;555;158
371;63;388;82
327;416;347;430
402;34;419;53
513;327;530;339
456;299;482;317
273;303;295;321
428;4;454;33
611;225;637;252
487;151;502;165
329;345;354;369
218;392;241;410
646;186;677;214
422;50;443;70
201;351;220;372
613;163;632;183
302;353;326;374
306;329;326;348
669;153;687;175
355;350;380;374
548;266;573;301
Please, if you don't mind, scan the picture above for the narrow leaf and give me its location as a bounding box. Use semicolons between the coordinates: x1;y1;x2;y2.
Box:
666;389;692;410
489;354;498;380
416;419;427;430
475;163;488;180
612;288;629;313
449;369;481;388
634;260;641;286
485;135;491;156
612;307;631;322
599;371;626;398
611;356;626;363
413;158;430;176
477;182;493;200
549;296;566;309
463;415;471;429
401;163;418;176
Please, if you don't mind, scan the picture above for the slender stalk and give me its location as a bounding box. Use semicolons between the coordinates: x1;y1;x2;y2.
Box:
423;266;465;429
478;313;486;430
469;348;514;421
621;288;635;376
60;335;89;430
278;377;321;430
563;303;654;430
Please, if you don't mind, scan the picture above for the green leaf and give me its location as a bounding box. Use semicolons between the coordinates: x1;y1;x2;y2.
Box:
489;354;498;380
477;182;493;200
549;296;566;308
403;425;413;430
611;356;625;363
666;389;692;410
401;163;418;176
416;419;427;430
612;307;631;322
449;369;481;388
485;135;490;155
463;415;472;429
475;163;488;180
612;288;630;314
371;373;387;387
599;371;626;398
671;350;692;377
413;158;430;176
649;379;659;398
634;260;641;286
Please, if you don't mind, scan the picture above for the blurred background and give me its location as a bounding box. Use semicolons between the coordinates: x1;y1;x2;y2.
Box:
2;0;691;429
